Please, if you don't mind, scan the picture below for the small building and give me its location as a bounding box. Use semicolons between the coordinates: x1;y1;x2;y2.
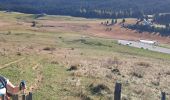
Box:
142;19;152;26
147;15;154;19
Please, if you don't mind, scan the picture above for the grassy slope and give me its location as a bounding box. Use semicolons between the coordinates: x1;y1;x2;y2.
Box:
0;12;170;100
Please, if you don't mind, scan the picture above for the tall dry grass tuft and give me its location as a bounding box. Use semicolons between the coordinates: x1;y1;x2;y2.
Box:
135;62;151;68
130;66;145;78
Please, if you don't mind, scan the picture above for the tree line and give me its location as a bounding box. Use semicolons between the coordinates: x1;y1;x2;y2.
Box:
124;24;170;36
0;0;170;18
154;14;170;25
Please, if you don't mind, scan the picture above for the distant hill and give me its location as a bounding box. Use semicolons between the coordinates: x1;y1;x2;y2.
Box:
0;0;170;18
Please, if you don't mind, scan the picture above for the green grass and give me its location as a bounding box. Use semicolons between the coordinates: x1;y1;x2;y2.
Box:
0;55;38;86
1;29;170;99
1;11;170;100
56;34;170;60
159;43;170;49
33;58;71;100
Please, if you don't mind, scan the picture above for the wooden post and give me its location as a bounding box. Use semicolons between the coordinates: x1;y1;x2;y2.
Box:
27;92;33;100
12;94;18;100
22;94;26;100
114;82;122;100
2;95;5;100
161;92;166;100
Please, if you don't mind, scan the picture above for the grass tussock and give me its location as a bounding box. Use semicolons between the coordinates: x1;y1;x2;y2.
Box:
50;60;59;64
77;92;92;100
131;66;145;78
135;61;151;67
102;57;122;69
89;83;111;95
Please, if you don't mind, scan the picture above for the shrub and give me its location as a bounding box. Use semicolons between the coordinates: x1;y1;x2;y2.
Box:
89;83;111;95
43;47;55;51
58;36;62;39
16;52;21;56
71;48;74;50
67;65;78;71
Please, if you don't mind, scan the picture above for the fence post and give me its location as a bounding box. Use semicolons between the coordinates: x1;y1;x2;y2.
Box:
27;92;33;100
12;94;18;100
2;95;5;100
114;82;122;100
161;92;166;100
22;94;26;100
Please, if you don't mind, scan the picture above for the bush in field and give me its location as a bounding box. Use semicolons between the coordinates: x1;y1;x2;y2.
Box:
89;83;111;95
16;52;21;56
43;47;55;51
31;21;37;27
67;65;78;71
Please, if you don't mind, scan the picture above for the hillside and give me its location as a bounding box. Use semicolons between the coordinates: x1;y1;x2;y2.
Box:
1;0;170;18
0;11;170;100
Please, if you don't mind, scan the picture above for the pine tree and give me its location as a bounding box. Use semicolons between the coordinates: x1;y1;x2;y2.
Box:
122;18;126;23
166;24;170;28
115;19;117;24
31;21;36;27
111;19;115;25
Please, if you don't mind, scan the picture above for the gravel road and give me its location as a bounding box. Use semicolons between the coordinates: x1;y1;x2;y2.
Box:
118;40;170;54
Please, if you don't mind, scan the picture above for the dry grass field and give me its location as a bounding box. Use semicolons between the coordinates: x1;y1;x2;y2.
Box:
0;11;170;100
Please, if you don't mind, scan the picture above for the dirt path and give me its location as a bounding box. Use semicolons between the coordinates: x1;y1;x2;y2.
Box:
0;57;25;69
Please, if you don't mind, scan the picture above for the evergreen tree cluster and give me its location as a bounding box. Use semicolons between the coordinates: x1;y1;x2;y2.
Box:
0;0;170;18
125;24;170;36
154;14;170;25
101;19;118;26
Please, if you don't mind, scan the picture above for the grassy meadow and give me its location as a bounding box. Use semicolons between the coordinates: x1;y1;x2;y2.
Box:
0;11;170;100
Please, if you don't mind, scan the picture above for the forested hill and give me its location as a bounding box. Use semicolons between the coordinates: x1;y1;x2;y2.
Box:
0;0;170;18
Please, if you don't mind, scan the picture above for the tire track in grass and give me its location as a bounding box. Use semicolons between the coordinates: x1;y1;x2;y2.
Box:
0;57;25;69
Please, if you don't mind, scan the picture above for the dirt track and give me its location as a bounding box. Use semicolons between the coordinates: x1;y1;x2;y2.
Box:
0;57;25;69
